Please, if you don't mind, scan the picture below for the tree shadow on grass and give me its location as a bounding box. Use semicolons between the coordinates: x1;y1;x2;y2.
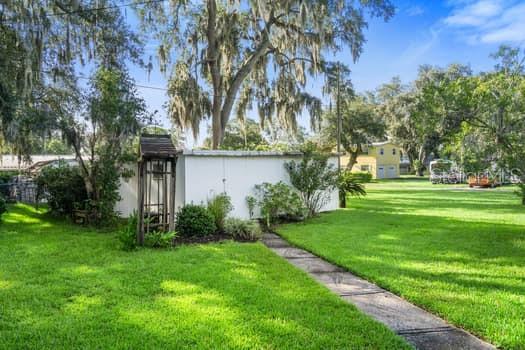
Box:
362;189;522;213
0;205;409;349
278;205;525;349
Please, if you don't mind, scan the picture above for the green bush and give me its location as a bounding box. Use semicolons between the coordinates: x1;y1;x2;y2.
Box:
35;163;88;216
251;182;306;227
145;230;177;248
0;171;16;184
0;171;15;198
224;218;262;241
0;195;7;223
175;204;217;237
246;196;257;219
117;212;138;251
207;193;233;232
285;152;338;217
348;171;373;183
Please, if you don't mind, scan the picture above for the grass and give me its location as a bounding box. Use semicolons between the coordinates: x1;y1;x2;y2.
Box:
278;179;525;349
0;204;409;349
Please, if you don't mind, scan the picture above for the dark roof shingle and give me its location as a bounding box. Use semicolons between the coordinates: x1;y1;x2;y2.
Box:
139;134;179;159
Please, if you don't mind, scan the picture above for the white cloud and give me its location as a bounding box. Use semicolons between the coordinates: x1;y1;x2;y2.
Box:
445;0;502;26
443;0;525;43
398;27;441;65
406;5;425;16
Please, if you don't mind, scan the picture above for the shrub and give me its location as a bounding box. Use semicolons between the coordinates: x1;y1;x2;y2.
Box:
338;170;367;208
0;171;15;198
285;152;338;217
118;212;138;251
246;196;257;219
175;204;217;237
145;230;177;248
207;193;233;232
224;218;262;241
252;182;306;227
0;171;16;184
0;195;6;223
35;163;88;216
348;171;373;183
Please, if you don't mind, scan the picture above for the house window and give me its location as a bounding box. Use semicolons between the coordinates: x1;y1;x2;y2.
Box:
361;165;370;172
392;148;396;155
380;148;384;155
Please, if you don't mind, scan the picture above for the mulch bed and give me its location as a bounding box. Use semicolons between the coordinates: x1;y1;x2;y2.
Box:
172;234;258;246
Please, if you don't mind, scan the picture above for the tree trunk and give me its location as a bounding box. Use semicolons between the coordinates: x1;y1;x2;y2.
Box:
211;105;222;149
416;146;426;176
206;0;223;149
206;0;273;148
345;144;362;171
339;191;346;209
345;151;357;170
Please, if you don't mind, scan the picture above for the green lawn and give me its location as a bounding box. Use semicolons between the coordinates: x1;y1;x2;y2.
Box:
0;204;408;349
278;179;525;349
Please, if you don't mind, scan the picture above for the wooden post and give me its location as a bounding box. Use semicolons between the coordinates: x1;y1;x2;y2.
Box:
136;161;145;245
162;159;168;231
168;157;177;231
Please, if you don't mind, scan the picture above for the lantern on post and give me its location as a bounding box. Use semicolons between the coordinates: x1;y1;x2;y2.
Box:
137;134;179;245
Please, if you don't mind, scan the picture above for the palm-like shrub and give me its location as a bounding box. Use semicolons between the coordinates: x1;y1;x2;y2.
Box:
338;170;367;208
224;218;262;241
207;193;233;232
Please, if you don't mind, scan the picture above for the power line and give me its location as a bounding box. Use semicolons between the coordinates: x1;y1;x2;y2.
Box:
75;73;168;91
0;0;168;24
47;0;168;17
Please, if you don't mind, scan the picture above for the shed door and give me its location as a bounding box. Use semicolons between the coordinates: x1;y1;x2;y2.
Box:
387;166;396;178
377;167;385;179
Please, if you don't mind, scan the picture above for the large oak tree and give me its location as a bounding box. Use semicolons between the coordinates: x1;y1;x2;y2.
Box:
136;0;395;148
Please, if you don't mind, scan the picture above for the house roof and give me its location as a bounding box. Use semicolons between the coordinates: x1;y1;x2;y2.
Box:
139;134;180;159
370;141;394;147
182;150;342;157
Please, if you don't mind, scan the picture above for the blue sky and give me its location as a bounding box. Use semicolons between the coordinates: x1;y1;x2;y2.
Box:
108;0;525;146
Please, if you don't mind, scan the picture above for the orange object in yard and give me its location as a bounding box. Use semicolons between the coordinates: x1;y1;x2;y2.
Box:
468;175;497;188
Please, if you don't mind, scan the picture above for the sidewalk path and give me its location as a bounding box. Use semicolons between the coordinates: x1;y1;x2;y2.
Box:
262;233;495;350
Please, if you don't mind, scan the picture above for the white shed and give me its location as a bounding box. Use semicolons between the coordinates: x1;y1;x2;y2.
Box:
116;150;339;219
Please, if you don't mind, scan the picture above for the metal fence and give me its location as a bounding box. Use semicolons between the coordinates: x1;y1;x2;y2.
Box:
0;176;38;203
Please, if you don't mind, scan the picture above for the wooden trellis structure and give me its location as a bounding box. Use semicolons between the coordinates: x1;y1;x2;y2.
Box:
137;134;179;245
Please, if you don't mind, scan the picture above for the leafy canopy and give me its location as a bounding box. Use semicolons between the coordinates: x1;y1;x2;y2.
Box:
137;0;395;148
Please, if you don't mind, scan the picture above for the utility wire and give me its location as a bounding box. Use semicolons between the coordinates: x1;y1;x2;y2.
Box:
0;0;167;24
47;0;168;17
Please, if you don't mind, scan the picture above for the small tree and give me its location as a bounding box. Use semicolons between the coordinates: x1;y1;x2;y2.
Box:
63;67;146;223
322;96;386;170
285;148;338;217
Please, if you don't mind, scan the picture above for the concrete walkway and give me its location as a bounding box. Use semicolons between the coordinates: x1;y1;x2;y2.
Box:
262;233;495;350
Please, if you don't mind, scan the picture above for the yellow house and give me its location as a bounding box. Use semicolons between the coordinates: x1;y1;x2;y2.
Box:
341;141;402;179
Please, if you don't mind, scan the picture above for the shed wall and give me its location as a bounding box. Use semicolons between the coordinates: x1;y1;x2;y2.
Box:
116;153;339;219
